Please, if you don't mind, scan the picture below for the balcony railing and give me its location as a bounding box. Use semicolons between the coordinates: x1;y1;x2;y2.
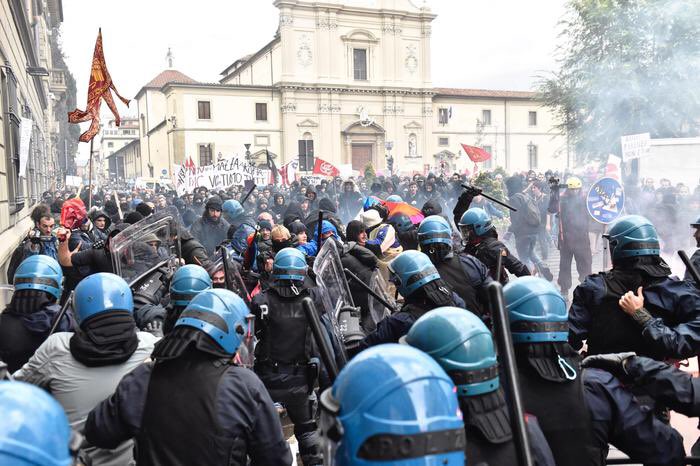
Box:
49;69;66;92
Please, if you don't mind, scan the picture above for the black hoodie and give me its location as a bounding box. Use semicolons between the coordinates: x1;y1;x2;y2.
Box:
89;210;112;242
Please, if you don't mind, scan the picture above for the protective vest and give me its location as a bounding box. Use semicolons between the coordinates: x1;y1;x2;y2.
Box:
0;312;49;372
460;390;518;466
435;256;483;316
470;237;509;284
515;342;601;466
587;270;667;359
254;288;313;365
138;351;238;466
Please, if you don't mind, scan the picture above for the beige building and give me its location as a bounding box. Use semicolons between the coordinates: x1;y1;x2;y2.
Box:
0;0;65;277
100;116;139;181
134;0;569;182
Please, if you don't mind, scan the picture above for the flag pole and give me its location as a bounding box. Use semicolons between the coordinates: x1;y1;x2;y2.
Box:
88;138;94;209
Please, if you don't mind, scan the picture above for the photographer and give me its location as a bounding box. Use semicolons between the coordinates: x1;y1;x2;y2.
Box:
7;205;59;282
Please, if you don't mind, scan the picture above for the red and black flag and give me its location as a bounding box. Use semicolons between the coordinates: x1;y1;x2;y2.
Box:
68;29;130;142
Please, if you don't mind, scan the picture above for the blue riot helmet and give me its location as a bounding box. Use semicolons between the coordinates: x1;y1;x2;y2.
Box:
458;207;494;238
170;264;212;307
319;344;465;466
0;381;72;466
604;214;660;261
417;215;452;247
362;196;381;211
389;213;414;234
503;276;568;343
388;250;440;297
13;255;63;300
404;307;499;397
272;247;307;282
73;273;133;325
222;199;244;221
386;194;403;202
174;288;249;354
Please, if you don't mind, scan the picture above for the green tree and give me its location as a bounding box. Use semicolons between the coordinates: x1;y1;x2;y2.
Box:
364;162;376;185
539;0;700;163
51;27;81;175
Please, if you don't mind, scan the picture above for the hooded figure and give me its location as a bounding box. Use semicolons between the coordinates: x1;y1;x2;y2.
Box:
305;197;346;242
90;210;112;243
271;193;286;223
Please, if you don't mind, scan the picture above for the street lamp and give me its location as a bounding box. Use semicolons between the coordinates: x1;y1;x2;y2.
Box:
385;141;394;175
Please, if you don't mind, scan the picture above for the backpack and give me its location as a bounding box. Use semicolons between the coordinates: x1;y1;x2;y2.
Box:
515;193;541;227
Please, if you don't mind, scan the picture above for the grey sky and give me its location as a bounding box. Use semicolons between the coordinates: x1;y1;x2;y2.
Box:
60;0;567;162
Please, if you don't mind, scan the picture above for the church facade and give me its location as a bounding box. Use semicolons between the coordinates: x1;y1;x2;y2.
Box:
129;0;569;180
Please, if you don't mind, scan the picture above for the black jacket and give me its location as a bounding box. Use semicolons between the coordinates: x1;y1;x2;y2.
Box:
85;353;292;466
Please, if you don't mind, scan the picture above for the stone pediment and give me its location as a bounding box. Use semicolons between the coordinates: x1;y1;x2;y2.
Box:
297;118;319;128
403;120;422;130
341;29;379;44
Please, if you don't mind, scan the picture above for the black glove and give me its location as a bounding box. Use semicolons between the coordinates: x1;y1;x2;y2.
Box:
581;352;636;375
463;185;483;197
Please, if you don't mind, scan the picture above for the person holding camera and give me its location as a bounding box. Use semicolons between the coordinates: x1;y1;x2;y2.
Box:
7;205;59;283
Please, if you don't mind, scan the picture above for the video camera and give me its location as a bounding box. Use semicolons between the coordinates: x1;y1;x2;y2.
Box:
548;177;568;190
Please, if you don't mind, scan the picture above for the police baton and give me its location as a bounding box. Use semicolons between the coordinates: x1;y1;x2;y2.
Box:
679;250;700;288
49;291;73;335
221;247;235;293
239;184;256;206
343;268;396;313
487;281;534;466
461;183;517;212
316;211;324;249
302;297;339;382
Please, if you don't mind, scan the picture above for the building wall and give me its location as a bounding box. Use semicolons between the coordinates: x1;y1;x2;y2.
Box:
0;0;62;279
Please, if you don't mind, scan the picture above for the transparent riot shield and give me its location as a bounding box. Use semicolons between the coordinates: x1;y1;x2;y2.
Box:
313;240;354;362
0;285;14;310
111;213;177;286
366;270;394;326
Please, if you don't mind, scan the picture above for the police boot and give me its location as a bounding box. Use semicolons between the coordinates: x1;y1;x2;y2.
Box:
295;419;322;466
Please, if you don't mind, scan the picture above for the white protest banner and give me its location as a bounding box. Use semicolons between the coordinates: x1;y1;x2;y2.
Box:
177;156;270;194
65;175;82;187
19;118;33;177
621;133;650;162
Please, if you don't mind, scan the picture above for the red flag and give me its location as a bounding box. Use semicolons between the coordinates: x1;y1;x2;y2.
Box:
312;158;340;177
183;156;196;174
460;144;492;163
68;29;130;142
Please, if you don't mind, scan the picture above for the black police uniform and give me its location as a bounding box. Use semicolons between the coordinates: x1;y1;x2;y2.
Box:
86;340;292;466
252;284;324;466
453;192;530;284
460;389;556;466
515;342;602;466
569;259;700;360
432;251;491;317
583;367;685;464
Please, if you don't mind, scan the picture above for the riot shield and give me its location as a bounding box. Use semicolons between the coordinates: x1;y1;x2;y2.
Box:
366;270;394;324
312;239;352;363
110;213;178;286
0;285;14;311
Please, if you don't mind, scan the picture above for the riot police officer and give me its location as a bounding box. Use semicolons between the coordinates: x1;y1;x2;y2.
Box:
388;213;418;250
0;255;72;372
162;264;212;334
318;343;466;465
569;214;700;360
15;272;157;465
403;306;556;466
358;250;464;349
686;215;700;284
458;207;530;283
0;380;76;466
251;247;324;466
418;215;492;317
86;288;293;465
504;276;601;466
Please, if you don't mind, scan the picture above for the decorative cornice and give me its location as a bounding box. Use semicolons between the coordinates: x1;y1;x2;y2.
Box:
382;24;402;35
383;105;404;115
278;83;435;97
317;18;338;30
279;14;294;28
281;102;297;113
318;103;342;113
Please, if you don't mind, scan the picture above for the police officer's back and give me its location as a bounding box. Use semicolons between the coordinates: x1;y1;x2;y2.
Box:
404;306;555;466
319;344;466;465
504;276;602;466
162;264;212;334
86;289;292;466
418;215;492;317
0;255;72;372
251;247;323;466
